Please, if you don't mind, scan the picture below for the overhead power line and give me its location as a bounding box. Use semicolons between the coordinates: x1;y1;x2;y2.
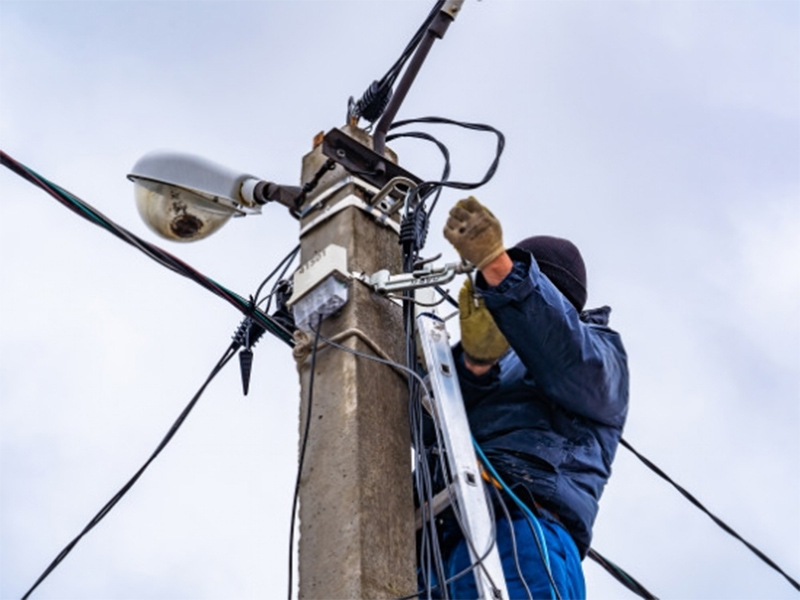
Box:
620;437;800;592
20;342;239;599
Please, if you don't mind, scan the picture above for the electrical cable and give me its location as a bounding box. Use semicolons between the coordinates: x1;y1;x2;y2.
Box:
293;158;337;217
389;117;505;217
19;341;239;600
253;244;300;310
0;151;294;347
386;116;464;598
434;286;459;309
411;379;450;599
473;442;561;600
620;437;800;592
489;485;534;600
286;316;323;600
586;548;659;600
386;129;451;214
381;0;444;89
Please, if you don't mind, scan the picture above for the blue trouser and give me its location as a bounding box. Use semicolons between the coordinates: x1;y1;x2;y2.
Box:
444;511;586;600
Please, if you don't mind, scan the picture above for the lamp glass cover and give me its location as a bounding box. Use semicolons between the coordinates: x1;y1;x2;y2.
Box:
134;178;236;242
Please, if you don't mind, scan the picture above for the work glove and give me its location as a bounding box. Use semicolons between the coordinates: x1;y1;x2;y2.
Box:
443;197;505;270
458;277;509;365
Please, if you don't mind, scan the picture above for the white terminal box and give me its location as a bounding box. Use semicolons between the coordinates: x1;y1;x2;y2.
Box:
287;244;350;331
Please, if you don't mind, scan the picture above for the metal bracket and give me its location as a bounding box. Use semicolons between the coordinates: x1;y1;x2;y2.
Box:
300;192;401;238
368;176;416;215
321;128;421;191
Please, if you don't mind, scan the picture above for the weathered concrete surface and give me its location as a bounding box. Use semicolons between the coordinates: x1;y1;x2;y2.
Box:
294;128;415;600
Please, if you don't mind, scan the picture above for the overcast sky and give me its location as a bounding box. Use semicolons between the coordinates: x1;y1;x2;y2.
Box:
1;1;798;599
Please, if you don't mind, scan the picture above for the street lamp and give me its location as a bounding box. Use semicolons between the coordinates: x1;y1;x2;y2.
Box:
128;150;299;242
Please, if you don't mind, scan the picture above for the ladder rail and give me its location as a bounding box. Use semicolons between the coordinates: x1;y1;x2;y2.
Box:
416;314;508;600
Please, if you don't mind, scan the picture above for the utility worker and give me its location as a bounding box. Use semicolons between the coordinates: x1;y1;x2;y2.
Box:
432;197;629;599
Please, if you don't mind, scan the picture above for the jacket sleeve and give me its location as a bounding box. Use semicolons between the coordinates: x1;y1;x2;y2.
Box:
477;248;629;426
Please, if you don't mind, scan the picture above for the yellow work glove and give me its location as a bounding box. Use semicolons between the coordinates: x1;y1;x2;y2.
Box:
443;197;505;270
459;277;509;365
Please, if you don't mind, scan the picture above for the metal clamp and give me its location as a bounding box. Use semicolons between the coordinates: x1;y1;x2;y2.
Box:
362;261;473;295
368;176;416;215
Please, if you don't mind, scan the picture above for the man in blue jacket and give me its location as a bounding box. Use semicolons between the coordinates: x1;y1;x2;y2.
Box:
436;197;629;599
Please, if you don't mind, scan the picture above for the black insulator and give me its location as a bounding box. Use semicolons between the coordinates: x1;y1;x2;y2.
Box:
356;81;393;123
400;208;429;253
239;349;254;396
232;316;266;350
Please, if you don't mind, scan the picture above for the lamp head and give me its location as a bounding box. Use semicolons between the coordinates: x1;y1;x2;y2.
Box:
128;150;272;242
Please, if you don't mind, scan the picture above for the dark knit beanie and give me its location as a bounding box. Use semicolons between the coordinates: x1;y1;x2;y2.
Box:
514;236;587;311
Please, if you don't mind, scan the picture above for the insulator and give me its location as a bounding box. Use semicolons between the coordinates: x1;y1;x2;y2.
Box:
355;81;393;123
400;208;429;252
239;348;254;396
232;316;266;350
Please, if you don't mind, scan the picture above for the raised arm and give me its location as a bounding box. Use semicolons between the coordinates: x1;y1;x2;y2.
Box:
444;197;628;425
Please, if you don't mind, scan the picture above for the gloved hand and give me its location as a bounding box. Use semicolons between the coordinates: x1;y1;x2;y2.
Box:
458;277;509;365
443;197;505;270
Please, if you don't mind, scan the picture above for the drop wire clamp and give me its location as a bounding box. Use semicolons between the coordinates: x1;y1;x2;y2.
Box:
364;260;473;295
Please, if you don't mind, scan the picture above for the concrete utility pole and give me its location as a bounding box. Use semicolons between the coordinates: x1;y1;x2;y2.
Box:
292;125;416;599
287;4;464;598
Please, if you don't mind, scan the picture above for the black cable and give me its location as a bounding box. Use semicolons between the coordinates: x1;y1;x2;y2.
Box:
386;129;451;212
253;244;300;309
381;0;444;89
434;286;458;309
620;437;800;592
287;316;323;600
587;548;659;600
293;158;337;216
389;117;505;216
20;342;239;600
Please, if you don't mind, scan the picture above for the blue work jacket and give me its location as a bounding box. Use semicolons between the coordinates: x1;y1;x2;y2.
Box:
456;248;629;556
